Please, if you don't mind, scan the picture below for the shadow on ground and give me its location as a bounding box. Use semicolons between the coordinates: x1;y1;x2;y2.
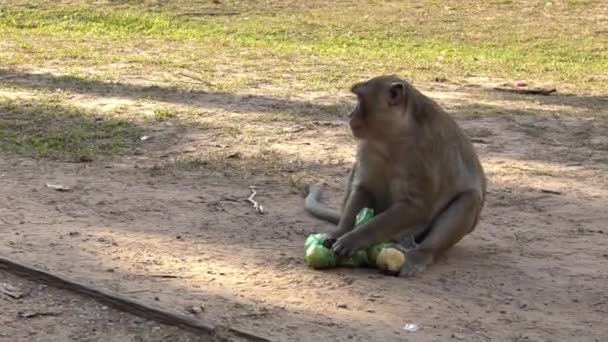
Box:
0;69;351;118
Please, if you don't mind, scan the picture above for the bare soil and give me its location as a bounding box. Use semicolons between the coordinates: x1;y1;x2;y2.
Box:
0;270;207;342
1;77;607;341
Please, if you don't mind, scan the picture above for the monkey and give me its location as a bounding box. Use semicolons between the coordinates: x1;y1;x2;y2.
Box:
304;75;486;277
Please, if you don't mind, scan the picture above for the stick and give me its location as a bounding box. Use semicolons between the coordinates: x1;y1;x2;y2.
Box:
247;186;264;214
149;274;180;279
0;75;19;81
124;288;150;294
493;87;557;95
175;12;240;17
540;189;562;195
471;138;488;144
177;72;214;87
0;256;270;342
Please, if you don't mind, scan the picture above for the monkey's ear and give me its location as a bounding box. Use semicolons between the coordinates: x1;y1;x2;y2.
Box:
350;82;363;94
388;82;406;106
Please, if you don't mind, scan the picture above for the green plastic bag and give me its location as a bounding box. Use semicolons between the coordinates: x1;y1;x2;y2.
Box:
305;208;376;269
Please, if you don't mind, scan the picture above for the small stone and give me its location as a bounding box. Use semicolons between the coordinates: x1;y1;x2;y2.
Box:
79;155;93;163
336;303;348;309
186;305;203;314
452;333;465;340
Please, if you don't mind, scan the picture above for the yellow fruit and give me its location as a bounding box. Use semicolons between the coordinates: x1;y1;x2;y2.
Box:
376;247;406;275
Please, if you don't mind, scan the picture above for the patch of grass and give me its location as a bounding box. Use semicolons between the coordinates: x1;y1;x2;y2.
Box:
0;97;141;159
0;1;606;92
130;327;146;342
212;325;234;342
152;107;178;121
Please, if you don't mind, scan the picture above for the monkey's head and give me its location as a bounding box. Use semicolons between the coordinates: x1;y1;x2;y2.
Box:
348;75;411;140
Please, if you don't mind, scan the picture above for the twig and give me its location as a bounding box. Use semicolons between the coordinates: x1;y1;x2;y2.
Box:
471;138;489;144
177;72;214;87
247;186;264;214
149;274;180;279
493;87;557;95
540;189;562;195
175;12;240;17
125;288;150;294
0;75;19;81
0;255;270;342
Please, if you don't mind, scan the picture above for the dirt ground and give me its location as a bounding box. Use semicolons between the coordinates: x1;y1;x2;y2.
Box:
1;76;607;341
0;270;208;342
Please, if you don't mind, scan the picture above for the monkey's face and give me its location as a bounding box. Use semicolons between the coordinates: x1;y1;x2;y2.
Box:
349;76;408;140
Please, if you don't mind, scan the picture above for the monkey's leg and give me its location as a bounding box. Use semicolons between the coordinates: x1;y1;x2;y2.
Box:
399;191;482;278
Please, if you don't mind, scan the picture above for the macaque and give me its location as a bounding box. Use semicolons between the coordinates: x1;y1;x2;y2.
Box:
305;75;486;277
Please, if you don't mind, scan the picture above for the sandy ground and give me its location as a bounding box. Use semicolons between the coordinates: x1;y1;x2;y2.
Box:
0;270;208;342
1;76;607;341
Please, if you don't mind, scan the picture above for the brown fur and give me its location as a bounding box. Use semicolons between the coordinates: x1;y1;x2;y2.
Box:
304;75;486;277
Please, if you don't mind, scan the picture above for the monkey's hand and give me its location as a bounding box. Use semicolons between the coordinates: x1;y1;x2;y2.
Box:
331;231;365;256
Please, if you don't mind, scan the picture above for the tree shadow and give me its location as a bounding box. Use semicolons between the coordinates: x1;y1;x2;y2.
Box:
0;96;144;160
0;69;351;118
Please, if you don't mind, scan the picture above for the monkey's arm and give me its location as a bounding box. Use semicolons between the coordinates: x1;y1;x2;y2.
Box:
332;199;426;255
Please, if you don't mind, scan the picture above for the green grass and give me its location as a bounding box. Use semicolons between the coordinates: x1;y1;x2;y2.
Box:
0;1;606;163
0;1;606;92
0;97;141;159
152;107;178;121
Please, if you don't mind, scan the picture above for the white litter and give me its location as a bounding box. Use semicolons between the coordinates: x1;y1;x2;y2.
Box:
403;323;420;332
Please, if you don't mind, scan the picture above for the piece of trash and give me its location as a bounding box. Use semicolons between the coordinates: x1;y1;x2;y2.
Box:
1;283;24;299
46;183;71;191
140;135;150;141
515;80;527;87
403;323;420;332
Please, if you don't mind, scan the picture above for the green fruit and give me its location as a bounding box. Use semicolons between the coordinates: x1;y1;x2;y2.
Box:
366;242;390;264
305;245;336;269
337;249;369;267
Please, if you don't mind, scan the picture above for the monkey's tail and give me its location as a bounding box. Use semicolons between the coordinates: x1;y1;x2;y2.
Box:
304;184;341;224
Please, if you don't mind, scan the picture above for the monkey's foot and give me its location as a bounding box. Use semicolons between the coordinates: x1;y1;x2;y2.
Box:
398;250;434;278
